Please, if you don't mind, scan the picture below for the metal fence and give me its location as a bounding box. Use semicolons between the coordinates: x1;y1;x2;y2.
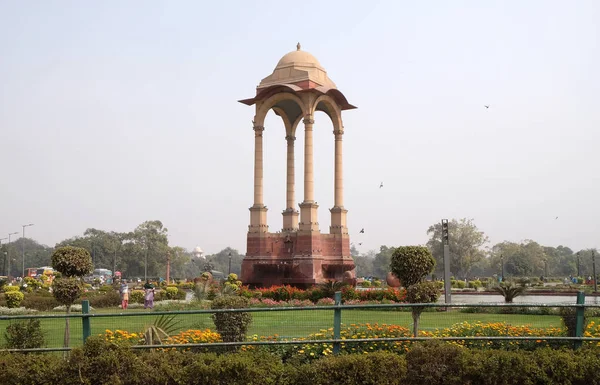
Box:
2;291;600;353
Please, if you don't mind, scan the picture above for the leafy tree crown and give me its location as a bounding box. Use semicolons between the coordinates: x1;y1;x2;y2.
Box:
51;246;93;277
390;246;435;287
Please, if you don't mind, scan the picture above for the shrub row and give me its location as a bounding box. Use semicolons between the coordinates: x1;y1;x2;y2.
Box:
241;285;406;303
3;338;600;384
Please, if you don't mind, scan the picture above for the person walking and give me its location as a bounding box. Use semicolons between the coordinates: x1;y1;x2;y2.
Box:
143;280;155;309
119;280;130;310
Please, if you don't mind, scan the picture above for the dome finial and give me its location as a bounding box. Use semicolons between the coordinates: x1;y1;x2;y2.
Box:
296;42;301;51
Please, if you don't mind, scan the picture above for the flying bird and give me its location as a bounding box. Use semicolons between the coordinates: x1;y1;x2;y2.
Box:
379;182;383;188
484;105;490;109
358;242;362;246
555;216;559;220
359;228;365;234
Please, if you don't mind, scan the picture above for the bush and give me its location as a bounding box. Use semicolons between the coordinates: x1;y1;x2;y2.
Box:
130;290;145;304
211;296;252;343
5;291;24;308
468;280;482;289
4;319;45;349
560;306;588;337
51;246;93;277
360;280;371;288
21;292;60;311
79;290;121;308
52;277;83;307
406;341;466;385
3;286;20;293
390;246;435;287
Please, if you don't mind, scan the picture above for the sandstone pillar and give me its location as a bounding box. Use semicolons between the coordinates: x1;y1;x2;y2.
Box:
282;134;299;231
330;128;348;234
299;116;319;233
249;125;267;233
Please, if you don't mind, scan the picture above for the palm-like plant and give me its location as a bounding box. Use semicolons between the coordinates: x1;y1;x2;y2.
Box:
493;281;527;303
143;314;180;345
318;280;347;298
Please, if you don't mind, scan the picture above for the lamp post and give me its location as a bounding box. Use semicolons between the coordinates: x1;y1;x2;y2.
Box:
228;252;232;275
592;250;597;293
0;237;7;275
544;259;548;278
8;232;18;278
500;254;505;282
21;223;34;278
577;252;581;278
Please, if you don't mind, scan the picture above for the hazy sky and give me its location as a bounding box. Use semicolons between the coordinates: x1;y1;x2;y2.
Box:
1;1;598;255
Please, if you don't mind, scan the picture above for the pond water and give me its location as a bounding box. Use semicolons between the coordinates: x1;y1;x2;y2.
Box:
450;294;600;305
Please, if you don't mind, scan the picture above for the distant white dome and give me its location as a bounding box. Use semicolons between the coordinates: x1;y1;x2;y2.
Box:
192;246;205;259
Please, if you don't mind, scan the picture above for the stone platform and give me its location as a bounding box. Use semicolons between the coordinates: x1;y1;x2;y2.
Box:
241;232;355;288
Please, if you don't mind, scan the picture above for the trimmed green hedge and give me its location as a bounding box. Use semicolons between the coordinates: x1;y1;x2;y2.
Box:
2;338;600;384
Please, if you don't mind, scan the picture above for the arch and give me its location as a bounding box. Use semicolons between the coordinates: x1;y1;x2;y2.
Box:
254;91;307;128
311;94;343;132
272;107;293;135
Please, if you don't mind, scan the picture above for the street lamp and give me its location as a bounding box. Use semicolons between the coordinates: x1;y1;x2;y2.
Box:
577;252;581;277
228;252;232;275
21;223;34;278
0;237;7;275
500;254;505;282
8;232;18;278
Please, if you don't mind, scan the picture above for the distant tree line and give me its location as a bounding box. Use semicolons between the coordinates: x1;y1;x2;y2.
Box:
2;217;595;281
352;218;598;280
1;220;244;280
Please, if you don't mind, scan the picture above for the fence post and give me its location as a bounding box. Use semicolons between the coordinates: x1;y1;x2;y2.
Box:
574;291;585;350
333;291;342;355
82;300;91;343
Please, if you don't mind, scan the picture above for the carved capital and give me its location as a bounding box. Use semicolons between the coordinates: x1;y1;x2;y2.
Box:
254;125;264;137
285;135;296;141
333;129;344;137
303;116;315;125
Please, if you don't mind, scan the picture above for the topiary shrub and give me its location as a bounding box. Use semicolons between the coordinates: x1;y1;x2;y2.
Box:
5;291;24;308
390;246;435;288
4;319;45;350
211;296;252;344
51;246;93;278
390;246;438;336
21;292;60;311
51;246;92;349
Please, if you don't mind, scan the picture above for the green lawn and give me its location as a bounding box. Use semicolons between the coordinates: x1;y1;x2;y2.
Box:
0;309;577;349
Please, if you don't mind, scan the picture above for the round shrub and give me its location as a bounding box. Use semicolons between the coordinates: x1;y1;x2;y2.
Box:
3;286;20;293
211;296;252;343
51;246;93;277
129;290;144;304
406;281;441;304
4;319;45;349
360;280;372;288
5;291;24;308
52;277;84;307
165;286;179;300
390;246;435;287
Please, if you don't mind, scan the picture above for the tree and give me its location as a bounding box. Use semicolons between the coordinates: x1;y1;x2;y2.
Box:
203;247;244;276
51;246;93;348
372;246;396;279
390;246;439;337
490;240;546;277
427;218;489;279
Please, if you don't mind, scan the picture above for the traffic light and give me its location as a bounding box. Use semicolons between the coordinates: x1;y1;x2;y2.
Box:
441;219;449;244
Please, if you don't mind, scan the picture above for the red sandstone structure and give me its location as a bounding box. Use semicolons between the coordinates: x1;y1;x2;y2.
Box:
239;44;356;288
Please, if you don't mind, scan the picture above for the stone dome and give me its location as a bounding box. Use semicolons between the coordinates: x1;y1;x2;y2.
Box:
193;246;203;254
276;49;323;68
257;43;336;90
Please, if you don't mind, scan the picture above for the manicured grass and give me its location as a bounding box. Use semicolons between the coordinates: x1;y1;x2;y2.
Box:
0;308;577;349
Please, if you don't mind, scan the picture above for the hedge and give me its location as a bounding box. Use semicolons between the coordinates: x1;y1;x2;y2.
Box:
2;338;600;384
